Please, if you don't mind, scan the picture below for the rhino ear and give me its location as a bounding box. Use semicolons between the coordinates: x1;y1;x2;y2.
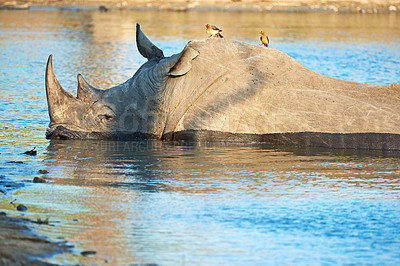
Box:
153;47;199;79
168;46;199;77
136;23;164;60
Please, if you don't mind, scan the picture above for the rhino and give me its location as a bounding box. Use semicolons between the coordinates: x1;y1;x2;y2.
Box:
45;24;400;150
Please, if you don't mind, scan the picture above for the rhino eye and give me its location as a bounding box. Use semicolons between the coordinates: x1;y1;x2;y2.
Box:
99;114;113;121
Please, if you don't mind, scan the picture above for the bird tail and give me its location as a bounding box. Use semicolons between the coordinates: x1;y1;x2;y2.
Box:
218;33;224;38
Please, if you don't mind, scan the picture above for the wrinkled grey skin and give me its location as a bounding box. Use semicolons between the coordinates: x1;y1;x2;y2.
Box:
45;24;400;150
46;24;187;139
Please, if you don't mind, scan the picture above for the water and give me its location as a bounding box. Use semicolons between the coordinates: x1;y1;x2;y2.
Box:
1;9;400;265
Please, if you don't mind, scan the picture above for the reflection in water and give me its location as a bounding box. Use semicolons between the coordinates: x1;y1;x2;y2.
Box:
0;9;400;265
19;140;398;264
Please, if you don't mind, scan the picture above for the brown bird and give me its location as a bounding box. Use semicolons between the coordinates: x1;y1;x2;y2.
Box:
259;31;269;47
205;24;223;38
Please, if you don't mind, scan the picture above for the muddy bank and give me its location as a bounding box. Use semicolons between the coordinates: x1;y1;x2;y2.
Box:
0;0;399;13
0;213;71;265
1;171;71;265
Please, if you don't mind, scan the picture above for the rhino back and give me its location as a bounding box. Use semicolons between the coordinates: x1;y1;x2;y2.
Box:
162;39;400;146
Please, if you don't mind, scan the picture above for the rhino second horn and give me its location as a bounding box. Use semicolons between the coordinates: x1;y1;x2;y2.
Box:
45;55;77;122
77;74;102;103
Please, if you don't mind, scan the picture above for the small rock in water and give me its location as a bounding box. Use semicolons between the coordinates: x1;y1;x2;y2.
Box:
99;5;108;12
23;147;37;156
81;250;97;256
6;183;20;188
0;211;6;216
33;177;46;183
7;161;23;164
39;170;49;174
35;217;49;224
16;204;28;211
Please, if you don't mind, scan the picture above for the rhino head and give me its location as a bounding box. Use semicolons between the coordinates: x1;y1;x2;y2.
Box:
45;24;198;140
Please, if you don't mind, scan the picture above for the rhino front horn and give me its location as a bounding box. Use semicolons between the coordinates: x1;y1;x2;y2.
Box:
45;55;77;122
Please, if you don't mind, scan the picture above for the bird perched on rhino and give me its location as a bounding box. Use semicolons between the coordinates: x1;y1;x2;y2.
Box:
205;24;224;38
259;31;269;47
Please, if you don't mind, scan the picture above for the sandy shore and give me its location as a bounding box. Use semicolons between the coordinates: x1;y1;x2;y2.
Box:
0;213;71;265
0;175;71;265
0;0;399;13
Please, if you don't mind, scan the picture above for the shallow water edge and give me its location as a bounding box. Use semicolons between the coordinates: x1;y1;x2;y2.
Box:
0;213;71;265
1;0;400;13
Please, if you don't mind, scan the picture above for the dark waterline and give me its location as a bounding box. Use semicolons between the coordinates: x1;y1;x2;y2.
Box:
0;10;400;265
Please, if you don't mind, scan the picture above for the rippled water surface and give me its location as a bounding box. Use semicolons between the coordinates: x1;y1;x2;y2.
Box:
0;9;400;265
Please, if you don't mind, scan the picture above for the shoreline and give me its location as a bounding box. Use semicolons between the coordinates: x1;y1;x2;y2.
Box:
1;174;72;264
0;0;399;13
0;212;72;265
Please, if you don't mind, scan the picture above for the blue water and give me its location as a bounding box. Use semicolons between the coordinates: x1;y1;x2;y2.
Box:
0;10;400;265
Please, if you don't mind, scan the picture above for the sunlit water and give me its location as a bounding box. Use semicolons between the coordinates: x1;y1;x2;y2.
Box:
0;9;400;265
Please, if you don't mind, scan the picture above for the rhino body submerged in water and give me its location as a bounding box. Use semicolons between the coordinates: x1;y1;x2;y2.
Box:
45;24;400;150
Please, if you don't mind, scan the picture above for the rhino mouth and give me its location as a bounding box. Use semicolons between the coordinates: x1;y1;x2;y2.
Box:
46;125;156;140
46;125;115;139
46;125;89;139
